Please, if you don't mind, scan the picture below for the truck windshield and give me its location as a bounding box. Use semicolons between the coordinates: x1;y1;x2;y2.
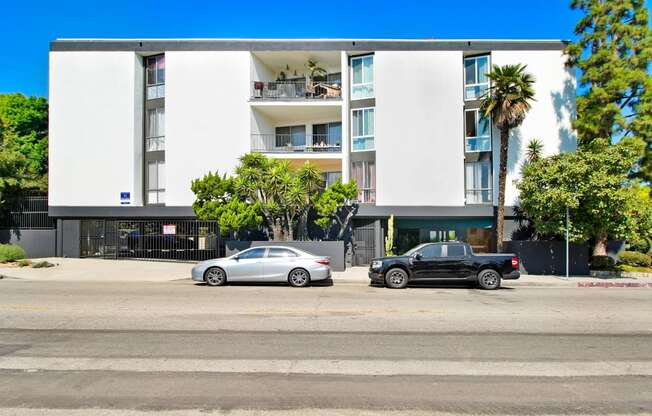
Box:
403;244;428;256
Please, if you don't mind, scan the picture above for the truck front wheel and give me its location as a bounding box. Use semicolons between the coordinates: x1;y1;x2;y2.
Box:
385;268;409;289
477;269;501;290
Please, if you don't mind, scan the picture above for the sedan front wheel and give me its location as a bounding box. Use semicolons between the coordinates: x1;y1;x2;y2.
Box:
204;267;226;287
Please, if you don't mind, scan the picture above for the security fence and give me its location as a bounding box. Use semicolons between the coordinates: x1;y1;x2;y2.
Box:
80;219;224;261
0;193;55;229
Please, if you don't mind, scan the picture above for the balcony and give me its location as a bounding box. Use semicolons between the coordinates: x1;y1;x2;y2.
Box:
251;80;341;101
252;134;341;154
358;188;376;204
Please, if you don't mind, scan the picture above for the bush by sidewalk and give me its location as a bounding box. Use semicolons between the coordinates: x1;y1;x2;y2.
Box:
618;251;652;268
591;255;616;271
0;244;26;263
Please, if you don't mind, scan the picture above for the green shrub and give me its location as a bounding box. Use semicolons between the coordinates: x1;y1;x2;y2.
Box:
628;238;651;254
618;251;652;268
591;255;616;270
32;261;54;269
0;244;26;262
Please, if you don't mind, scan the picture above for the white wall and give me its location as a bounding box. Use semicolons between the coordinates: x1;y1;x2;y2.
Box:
491;50;576;206
165;51;251;206
49;51;143;206
375;51;465;206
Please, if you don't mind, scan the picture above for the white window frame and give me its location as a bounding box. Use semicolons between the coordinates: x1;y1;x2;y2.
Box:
351;107;375;152
464;55;490;101
464;109;491;152
350;55;374;100
465;160;492;205
146;107;165;152
146;160;166;205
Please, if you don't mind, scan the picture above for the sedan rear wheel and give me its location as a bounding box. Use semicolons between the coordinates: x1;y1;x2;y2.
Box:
477;269;501;290
288;268;311;288
385;268;408;289
204;267;226;287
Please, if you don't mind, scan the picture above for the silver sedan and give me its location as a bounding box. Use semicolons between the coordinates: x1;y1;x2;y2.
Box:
191;246;332;287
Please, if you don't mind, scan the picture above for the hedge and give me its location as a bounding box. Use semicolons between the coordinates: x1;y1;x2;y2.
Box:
618;251;652;268
0;244;27;262
591;255;615;271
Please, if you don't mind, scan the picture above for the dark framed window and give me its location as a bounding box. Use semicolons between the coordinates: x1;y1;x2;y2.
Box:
146;54;165;100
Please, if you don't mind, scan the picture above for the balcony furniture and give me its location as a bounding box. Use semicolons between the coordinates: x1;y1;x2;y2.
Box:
315;82;341;98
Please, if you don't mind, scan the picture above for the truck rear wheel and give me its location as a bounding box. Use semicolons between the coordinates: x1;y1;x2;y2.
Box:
477;269;501;290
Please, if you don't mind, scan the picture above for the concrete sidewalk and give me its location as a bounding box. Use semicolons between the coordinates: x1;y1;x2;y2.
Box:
1;258;650;287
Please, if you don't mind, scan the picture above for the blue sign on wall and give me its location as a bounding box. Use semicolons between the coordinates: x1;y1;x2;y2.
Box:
120;192;131;205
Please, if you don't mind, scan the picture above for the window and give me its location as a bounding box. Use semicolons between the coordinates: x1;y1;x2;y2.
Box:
465;161;492;204
146;108;165;151
312;122;342;149
352;108;374;151
322;171;342;187
238;247;266;259
146;55;165;100
351;55;374;99
445;244;466;257
146;160;165;204
352;161;376;203
419;244;443;258
267;248;298;258
465;109;491;152
464;55;489;100
275;125;306;149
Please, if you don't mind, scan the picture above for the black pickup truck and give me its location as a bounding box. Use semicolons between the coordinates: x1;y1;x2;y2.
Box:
368;241;520;289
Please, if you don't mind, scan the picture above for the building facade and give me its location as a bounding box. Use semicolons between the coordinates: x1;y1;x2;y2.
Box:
48;39;576;262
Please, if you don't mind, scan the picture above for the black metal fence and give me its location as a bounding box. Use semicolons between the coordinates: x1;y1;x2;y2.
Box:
80;219;224;261
0;193;55;229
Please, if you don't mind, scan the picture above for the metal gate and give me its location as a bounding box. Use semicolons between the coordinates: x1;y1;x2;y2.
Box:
352;219;376;266
80;219;224;261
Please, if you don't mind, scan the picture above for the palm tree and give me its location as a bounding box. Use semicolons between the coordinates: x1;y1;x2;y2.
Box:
525;138;544;163
305;60;327;81
480;64;536;252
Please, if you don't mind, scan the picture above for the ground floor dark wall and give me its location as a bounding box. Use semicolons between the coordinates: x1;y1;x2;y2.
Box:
0;229;57;258
226;240;346;271
504;241;590;276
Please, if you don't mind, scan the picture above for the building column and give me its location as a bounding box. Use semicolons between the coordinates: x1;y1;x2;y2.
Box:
340;50;351;183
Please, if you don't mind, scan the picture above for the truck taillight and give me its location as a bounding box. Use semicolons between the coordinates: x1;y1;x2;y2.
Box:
316;258;330;266
511;256;519;268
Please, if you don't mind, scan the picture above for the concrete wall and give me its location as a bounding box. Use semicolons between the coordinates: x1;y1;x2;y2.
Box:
374;51;465;207
225;240;346;271
49;51;144;207
0;229;57;258
504;240;589;276
491;50;576;206
165;51;251;206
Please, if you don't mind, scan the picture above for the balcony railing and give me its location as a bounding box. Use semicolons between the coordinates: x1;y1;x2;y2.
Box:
146;137;165;152
251;134;342;153
251;80;342;100
465;189;492;204
358;188;376;204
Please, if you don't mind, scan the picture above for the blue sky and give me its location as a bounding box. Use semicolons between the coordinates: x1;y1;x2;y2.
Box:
1;0;581;97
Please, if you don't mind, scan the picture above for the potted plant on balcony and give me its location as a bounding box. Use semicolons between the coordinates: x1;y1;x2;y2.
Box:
305;60;327;97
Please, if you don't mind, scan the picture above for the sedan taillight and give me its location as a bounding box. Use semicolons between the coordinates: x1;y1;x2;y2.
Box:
511;256;519;268
316;258;330;266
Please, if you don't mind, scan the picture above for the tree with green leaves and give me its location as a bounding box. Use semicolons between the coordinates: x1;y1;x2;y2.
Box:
0;93;49;176
525;139;544;164
191;172;262;239
314;180;359;240
516;137;647;256
0;146;40;208
565;0;651;165
480;64;536;252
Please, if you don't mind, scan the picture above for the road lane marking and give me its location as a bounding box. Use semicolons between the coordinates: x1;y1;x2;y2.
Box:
1;357;651;377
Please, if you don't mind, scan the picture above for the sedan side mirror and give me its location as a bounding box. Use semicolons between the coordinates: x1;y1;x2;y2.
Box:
414;253;423;261
233;254;240;261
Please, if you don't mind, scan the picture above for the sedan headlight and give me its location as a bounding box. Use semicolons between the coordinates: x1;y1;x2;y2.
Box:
371;260;383;270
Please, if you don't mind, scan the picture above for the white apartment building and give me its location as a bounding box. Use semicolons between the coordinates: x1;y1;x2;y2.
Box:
48;39;575;262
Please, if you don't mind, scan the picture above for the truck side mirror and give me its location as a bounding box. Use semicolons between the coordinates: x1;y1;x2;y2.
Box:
414;253;423;261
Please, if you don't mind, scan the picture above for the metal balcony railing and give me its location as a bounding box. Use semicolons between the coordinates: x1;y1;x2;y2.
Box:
251;80;342;100
251;134;342;153
358;188;376;204
146;137;165;152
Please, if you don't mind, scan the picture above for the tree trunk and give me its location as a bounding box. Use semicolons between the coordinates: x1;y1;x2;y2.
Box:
593;232;608;256
270;221;285;241
297;211;308;240
496;127;509;253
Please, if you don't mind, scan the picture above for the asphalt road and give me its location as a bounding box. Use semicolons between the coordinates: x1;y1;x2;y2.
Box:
0;279;651;415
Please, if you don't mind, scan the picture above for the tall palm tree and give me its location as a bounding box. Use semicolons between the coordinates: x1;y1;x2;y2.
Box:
480;64;536;252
